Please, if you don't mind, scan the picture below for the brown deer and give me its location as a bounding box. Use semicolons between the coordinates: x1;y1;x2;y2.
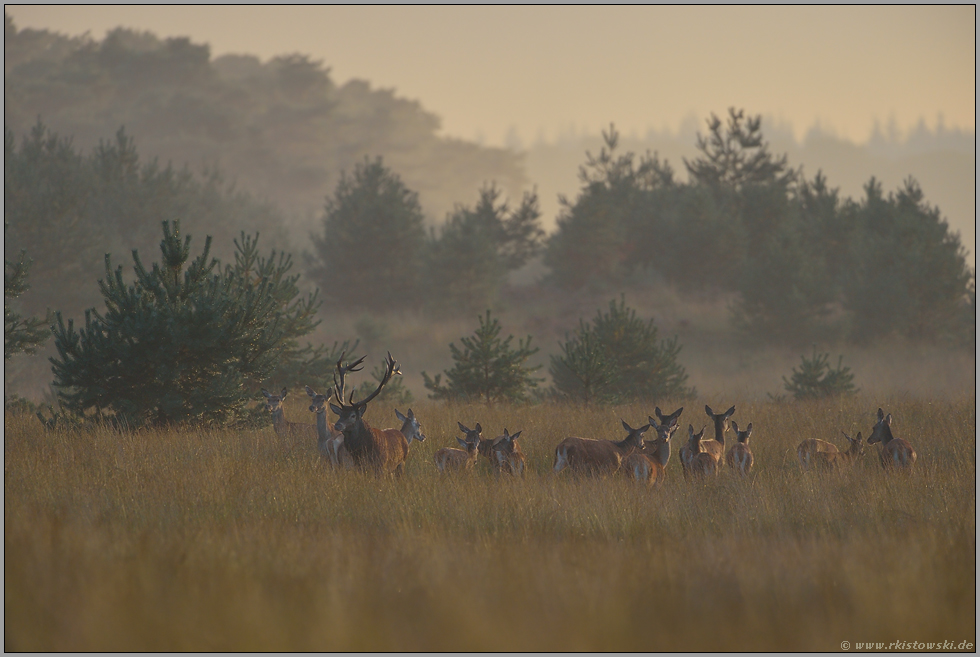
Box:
328;351;413;476
867;408;917;471
490;428;526;477
434;422;482;473
622;413;680;487
262;387;318;450
726;420;754;476
702;404;735;463
686;424;719;478
553;420;650;476
797;431;864;471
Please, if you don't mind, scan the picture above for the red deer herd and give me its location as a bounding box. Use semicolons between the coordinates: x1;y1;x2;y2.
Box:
265;353;918;480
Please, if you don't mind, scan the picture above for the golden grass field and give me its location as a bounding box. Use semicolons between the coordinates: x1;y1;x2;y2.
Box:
4;394;976;651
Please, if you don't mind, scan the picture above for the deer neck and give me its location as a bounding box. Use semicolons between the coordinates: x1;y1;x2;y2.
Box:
712;420;726;446
876;424;896;445
655;439;671;466
270;407;287;435
343;415;376;456
313;411;332;449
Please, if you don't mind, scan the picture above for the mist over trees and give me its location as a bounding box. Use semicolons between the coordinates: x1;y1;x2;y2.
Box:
4;15;527;234
3;13;974;405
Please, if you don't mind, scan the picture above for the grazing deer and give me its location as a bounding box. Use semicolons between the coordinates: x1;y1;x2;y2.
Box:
262;387;318;449
797;431;864;471
867;408;917;471
726;421;754;476
622;414;680;487
490;428;526;477
553;420;650;476
329;352;413;476
434;422;482;473
686;424;719;478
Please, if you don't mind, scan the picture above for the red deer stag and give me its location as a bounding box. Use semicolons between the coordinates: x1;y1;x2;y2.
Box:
797;431;864;471
867;408;917;471
328;352;412;476
622;412;681;487
490;428;526;477
726;420;754;476
553;420;650;477
262;387;318;450
434;422;482;473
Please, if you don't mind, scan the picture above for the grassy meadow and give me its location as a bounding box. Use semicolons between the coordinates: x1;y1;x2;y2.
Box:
4;394;976;651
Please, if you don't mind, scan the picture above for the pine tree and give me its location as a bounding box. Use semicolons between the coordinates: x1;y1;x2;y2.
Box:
550;297;693;403
49;220;320;427
422;310;541;405
781;347;858;400
4;237;49;360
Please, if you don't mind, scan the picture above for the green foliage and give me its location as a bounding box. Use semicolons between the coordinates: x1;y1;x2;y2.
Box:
425;184;544;314
840;178;972;343
309;157;426;312
422;310;541;405
544;124;675;289
684;107;797;192
781;347;858;400
4;236;49;360
550;296;693;404
49;221;320;428
4;18;526;224
4;121;289;321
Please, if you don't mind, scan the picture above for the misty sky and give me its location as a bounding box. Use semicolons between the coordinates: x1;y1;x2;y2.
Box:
7;5;976;148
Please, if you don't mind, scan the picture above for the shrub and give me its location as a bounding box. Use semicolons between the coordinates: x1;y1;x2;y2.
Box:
781;347;858;400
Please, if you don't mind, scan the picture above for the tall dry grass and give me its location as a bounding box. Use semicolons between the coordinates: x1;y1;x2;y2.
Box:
4;394;975;651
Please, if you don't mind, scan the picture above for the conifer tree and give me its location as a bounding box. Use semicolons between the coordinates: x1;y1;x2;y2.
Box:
550;297;693;403
4;239;49;360
49;220;320;427
422;310;541;404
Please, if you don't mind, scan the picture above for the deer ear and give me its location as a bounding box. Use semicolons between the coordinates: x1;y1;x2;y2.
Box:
457;437;468;448
731;421;739;433
745;423;753;435
855;431;862;441
261;388;271;398
885;414;892;426
329;403;342;415
395;409;407;422
407;408;415;419
877;408;885;421
305;386;317;398
705;405;713;416
475;422;483;434
672;407;684;420
622;419;633;432
725;405;736;418
458;422;468;433
281;388;288;399
655;406;664;419
510;430;522;441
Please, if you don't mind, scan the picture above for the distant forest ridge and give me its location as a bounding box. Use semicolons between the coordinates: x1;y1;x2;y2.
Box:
4;14;975;264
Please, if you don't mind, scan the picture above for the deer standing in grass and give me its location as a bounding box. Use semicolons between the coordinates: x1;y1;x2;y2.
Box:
327;352;415;476
553;420;650;476
306;354;368;469
679;405;733;477
490;428;526;477
434;422;482;473
726;420;754;476
867;408;917;471
686;424;719;478
262;387;319;450
622;412;681;487
797;431;864;471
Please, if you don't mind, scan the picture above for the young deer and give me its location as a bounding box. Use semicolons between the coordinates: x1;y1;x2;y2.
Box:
434;422;482;473
686;424;719;478
867;408;917;471
678;405;732;477
490;428;526;477
622;414;680;487
797;431;864;471
262;387;318;449
553;420;650;476
726;420;754;476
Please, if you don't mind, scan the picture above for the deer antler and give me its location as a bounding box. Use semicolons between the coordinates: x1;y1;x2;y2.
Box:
351;351;397;409
333;352;366;405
